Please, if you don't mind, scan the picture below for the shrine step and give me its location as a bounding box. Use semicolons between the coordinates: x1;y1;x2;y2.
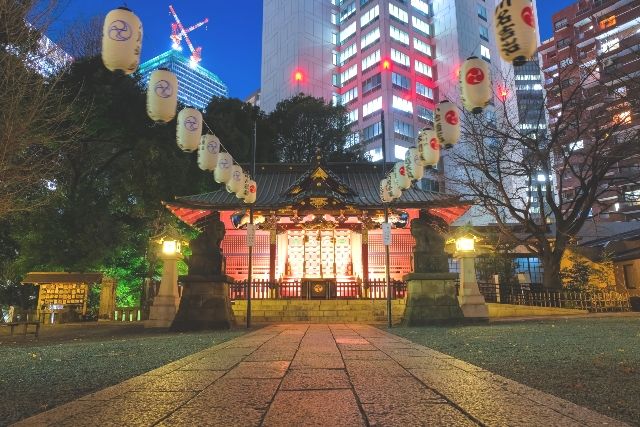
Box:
231;299;406;324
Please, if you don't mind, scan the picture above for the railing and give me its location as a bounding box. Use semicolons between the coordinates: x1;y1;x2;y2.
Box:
230;279;407;300
475;283;631;312
114;307;143;322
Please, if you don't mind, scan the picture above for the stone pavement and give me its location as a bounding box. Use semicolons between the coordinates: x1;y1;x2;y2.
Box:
15;324;627;427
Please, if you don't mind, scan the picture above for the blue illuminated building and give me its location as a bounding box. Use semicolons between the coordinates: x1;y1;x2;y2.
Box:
137;50;228;110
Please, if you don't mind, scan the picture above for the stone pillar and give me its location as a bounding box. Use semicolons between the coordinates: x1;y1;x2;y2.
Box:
457;254;489;320
361;229;369;283
98;277;117;321
269;229;277;283
403;273;464;325
171;275;234;330
145;251;182;328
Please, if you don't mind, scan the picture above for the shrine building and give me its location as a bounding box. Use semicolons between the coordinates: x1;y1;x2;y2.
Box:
165;156;468;302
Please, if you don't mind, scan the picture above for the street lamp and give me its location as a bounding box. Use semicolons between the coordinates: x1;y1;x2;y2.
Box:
452;233;489;320
146;231;185;328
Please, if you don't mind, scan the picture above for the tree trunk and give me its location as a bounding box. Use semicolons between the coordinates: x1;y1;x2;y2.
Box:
541;251;563;291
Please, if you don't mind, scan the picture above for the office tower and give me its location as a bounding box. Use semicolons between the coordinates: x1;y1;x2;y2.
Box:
137;50;228;110
540;0;640;220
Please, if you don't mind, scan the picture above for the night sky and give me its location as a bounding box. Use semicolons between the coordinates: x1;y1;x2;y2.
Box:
47;0;575;100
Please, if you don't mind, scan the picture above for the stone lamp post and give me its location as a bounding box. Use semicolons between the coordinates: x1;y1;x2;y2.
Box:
145;237;184;328
454;235;489;321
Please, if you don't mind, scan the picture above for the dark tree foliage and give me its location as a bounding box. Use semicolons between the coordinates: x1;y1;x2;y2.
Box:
269;94;363;163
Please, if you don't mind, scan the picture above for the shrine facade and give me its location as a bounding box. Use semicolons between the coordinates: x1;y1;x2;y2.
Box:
166;156;468;299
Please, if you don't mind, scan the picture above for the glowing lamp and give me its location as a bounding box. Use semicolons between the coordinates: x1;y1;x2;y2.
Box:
404;147;424;181
198;134;220;171
460;57;491;114
379;178;392;203
294;71;303;82
214;152;233;183
162;239;181;255
382;59;391;70
147;69;178;123
226;165;245;194
435;100;461;148
494;0;538;66
455;237;475;253
386;174;402;199
392;161;411;190
101;7;143;75
244;180;257;204
418;127;440;167
176;108;202;152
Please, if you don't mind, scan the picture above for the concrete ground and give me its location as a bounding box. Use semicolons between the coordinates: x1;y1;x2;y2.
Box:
15;324;628;427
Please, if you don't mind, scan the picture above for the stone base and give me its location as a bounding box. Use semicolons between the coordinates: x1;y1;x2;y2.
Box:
145;295;179;329
459;293;489;321
403;273;465;326
171;277;233;331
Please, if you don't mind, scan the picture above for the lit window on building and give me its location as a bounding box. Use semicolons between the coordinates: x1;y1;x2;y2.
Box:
392;72;411;91
415;59;432;77
416;81;433;99
394;144;409;160
362;49;381;72
389;3;409;24
414;38;432;57
361;27;380;50
367;147;383;161
392;95;413;113
390;25;409;45
391;48;410;67
411;0;430;15
340;2;356;22
363;96;383;117
412;16;430;36
339;22;357;44
360;4;380;28
480;44;491;61
339;43;357;65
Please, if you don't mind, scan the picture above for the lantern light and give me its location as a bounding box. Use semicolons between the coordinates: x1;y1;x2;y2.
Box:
226;165;245;194
455;236;475;253
214;152;233;183
386;174;402;199
197;134;220;171
147;69;178;123
244;180;257;204
460;57;491;114
236;174;250;199
418;128;441;168
404;147;424;181
435;100;461;148
380;178;392;203
101;7;143;74
161;239;181;255
392;161;411;190
176;108;202;152
494;0;538;66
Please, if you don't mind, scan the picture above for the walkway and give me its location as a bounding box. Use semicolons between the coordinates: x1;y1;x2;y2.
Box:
15;324;626;427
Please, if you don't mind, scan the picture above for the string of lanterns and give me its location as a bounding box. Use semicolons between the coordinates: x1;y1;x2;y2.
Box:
100;6;257;205
379;0;537;204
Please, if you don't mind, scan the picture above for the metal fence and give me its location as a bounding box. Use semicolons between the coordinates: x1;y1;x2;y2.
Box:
229;279;407;300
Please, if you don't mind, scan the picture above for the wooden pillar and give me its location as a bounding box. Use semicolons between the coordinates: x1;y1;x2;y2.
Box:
362;228;369;283
269;228;277;283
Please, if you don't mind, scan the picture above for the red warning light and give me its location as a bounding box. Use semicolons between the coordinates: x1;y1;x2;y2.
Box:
294;71;303;82
498;85;509;101
382;59;391;70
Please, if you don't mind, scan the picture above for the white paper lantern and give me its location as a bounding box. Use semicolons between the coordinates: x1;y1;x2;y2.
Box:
176;108;202;152
198;134;220;171
405;147;424;181
147;69;178;123
435;100;461;148
214;152;233;183
236;174;249;199
494;0;538;66
392;162;411;190
226;165;245;194
460;57;491;114
101;7;143;74
244;180;257;204
386;175;402;199
380;178;392;203
419;128;441;168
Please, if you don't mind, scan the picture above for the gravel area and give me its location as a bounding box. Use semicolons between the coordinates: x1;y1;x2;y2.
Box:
388;316;640;426
0;323;246;426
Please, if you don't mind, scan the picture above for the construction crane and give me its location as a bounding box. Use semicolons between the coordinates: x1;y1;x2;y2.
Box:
169;4;208;68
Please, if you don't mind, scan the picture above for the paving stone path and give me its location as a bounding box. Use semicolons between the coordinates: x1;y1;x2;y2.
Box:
15;324;627;427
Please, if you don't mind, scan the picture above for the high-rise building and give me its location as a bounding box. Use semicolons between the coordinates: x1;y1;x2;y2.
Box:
137;50;228;110
539;0;640;220
261;0;538;196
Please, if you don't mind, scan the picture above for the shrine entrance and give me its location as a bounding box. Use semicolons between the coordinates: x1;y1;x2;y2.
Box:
286;229;352;279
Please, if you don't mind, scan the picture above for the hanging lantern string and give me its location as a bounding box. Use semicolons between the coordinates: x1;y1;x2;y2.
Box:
200;115;254;181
